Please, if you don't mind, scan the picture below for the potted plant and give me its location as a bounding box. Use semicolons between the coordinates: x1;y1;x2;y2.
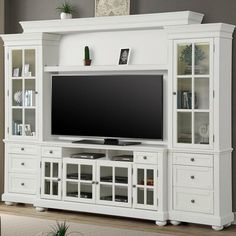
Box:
84;46;92;66
56;1;74;19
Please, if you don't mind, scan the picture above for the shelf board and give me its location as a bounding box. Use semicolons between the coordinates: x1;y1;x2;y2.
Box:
44;65;168;74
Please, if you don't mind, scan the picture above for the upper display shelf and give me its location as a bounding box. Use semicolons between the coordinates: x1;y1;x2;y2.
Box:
20;11;204;34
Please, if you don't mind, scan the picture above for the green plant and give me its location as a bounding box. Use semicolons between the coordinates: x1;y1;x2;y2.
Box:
56;1;74;14
84;46;90;60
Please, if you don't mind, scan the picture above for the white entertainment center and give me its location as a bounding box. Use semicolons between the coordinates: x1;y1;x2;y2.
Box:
1;11;235;230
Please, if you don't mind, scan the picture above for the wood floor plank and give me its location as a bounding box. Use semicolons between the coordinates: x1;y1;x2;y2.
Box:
0;203;235;236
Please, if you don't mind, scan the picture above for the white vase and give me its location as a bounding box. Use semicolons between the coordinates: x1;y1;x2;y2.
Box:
60;12;72;19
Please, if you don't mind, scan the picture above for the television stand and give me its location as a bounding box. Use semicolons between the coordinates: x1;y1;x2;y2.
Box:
72;139;141;146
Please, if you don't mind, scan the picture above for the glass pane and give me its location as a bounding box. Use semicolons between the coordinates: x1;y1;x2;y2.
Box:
44;180;50;195
24;49;35;77
177;112;192;143
177;78;192;109
115;186;128;203
147;169;154;186
137;169;144;185
12;80;23;106
115;167;128;184
194;112;209;144
66;182;78;198
67;164;78;180
80;165;92;181
45;162;51;177
100;184;112;201
137;187;144;204
12;50;22;77
147;189;154;205
80;183;92;199
25;109;35;136
12;109;23;136
52;181;58;196
194;44;209;75
178;44;192;75
194;77;209;109
52;163;58;178
25;80;36;107
100;166;112;183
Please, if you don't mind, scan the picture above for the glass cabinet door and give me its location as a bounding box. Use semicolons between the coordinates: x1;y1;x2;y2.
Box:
175;40;212;146
63;159;96;203
10;48;37;138
41;158;62;200
133;164;158;210
97;161;132;207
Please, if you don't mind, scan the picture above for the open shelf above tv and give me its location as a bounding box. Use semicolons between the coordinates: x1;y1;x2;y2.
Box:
44;65;168;74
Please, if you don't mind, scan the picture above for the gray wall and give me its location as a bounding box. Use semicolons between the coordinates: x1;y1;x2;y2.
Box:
4;0;236;210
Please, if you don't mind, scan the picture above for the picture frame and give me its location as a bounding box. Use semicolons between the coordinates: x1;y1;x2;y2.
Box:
17;124;23;135
118;48;131;65
95;0;130;17
24;64;31;77
12;68;20;77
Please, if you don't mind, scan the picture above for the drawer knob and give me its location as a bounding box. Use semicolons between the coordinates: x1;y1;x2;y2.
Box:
133;185;136;188
190;175;195;179
190;158;195;162
21;147;25;151
143;156;147;160
191;199;195;204
21;183;25;186
21;162;25;166
49;150;53;154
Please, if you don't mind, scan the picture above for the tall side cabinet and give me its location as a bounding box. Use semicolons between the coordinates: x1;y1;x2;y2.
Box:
0;12;235;231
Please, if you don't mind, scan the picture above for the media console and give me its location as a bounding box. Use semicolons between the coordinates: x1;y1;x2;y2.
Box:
1;11;235;231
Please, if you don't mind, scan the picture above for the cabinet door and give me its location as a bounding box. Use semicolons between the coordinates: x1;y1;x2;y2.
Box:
133;164;158;210
41;158;62;200
9;48;38;139
96;161;132;207
63;158;96;203
173;39;213;148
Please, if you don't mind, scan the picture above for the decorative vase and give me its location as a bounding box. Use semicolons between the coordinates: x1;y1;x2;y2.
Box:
84;59;92;66
60;12;72;19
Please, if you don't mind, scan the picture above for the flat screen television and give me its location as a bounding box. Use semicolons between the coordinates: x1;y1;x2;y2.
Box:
51;75;163;141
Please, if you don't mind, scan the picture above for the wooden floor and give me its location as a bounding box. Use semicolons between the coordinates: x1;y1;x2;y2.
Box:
0;203;235;236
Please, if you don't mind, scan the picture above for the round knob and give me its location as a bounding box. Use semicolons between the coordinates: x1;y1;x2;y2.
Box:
34;91;38;95
57;178;61;181
190;175;195;179
49;150;53;154
191;158;195;162
21;147;24;151
96;181;99;185
143;156;147;160
21;162;25;166
21;183;25;186
133;185;136;188
92;181;96;184
173;92;177;95
191;199;195;204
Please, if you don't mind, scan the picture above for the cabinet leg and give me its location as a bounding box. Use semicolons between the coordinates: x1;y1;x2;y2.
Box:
212;225;224;231
170;220;181;226
155;221;167;226
5;201;14;206
224;223;231;228
35;207;46;212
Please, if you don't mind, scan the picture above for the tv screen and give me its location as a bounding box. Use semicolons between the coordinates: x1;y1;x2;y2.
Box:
51;75;163;140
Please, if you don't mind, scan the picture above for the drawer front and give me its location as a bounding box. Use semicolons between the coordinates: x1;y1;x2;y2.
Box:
173;166;213;189
134;152;158;164
8;144;37;155
174;187;213;214
9;154;37;174
42;146;62;158
173;153;213;167
9;173;37;195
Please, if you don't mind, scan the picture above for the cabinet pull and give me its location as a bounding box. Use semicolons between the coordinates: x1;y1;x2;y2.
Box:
191;199;195;204
92;181;96;184
57;178;61;181
21;162;25;166
173;92;177;95
133;185;136;188
143;156;147;160
21;183;25;186
190;175;195;179
49;150;53;154
21;147;24;151
96;181;99;185
35;91;38;94
190;158;195;162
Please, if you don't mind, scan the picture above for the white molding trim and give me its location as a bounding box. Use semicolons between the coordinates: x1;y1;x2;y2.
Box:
19;11;204;34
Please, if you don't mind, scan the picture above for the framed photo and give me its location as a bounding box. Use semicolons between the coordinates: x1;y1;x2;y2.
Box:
17;124;23;135
24;64;31;77
95;0;130;17
118;48;131;65
13;68;20;77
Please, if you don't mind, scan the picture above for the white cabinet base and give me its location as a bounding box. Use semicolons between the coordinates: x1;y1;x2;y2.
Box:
5;201;14;206
155;221;167;226
170;220;181;226
35;207;46;212
212;226;224;231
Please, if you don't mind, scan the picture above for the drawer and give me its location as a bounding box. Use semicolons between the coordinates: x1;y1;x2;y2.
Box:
9;154;37;174
173;166;213;190
173;187;213;214
173;153;213;167
134;152;158;164
42;146;62;158
8;144;37;155
9;173;37;195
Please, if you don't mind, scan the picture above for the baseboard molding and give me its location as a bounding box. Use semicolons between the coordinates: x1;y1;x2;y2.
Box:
233;212;236;225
